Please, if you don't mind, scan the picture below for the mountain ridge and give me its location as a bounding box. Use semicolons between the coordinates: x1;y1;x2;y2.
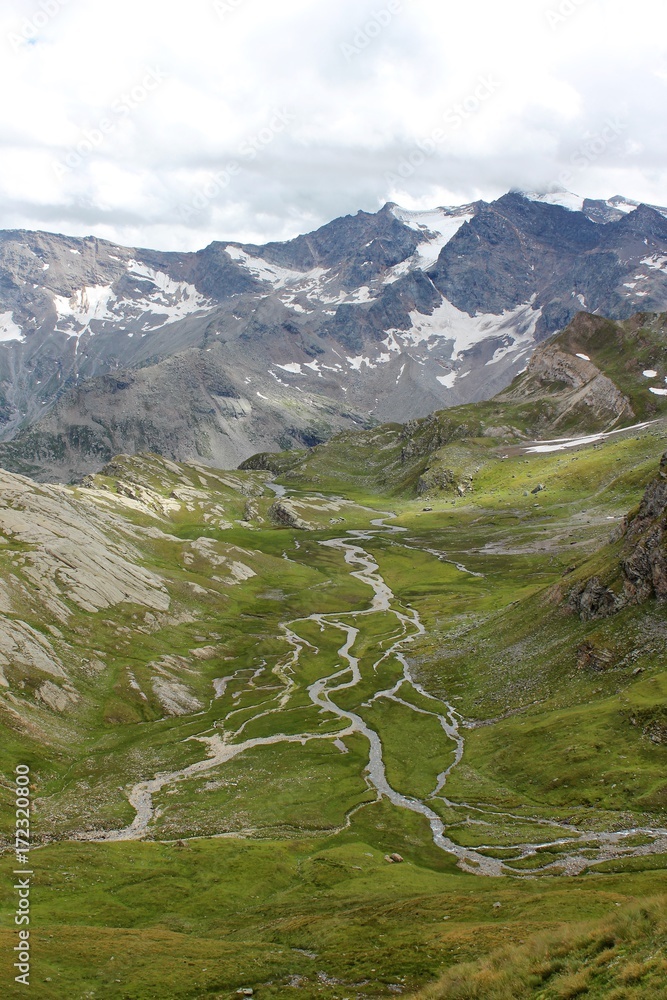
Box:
2;190;667;481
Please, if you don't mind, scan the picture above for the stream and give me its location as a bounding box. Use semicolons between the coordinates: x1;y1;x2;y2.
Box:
84;502;667;876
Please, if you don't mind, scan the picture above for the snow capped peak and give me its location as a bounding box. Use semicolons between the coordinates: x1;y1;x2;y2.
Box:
609;196;667;220
519;189;585;213
390;204;475;270
390;204;475;230
607;195;640;214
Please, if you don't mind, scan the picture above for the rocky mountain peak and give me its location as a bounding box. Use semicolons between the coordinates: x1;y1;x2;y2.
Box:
1;190;667;481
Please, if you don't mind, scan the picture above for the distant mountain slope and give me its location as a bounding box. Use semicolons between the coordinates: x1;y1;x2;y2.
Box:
2;192;667;480
243;311;667;497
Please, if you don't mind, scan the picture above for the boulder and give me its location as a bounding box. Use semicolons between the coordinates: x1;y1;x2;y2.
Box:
268;499;312;531
568;577;621;621
576;642;614;672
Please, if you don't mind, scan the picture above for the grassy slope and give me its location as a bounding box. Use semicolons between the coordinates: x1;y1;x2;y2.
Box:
415;894;667;999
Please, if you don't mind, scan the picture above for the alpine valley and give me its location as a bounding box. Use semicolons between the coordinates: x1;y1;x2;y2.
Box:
2;190;667;481
0;248;666;1000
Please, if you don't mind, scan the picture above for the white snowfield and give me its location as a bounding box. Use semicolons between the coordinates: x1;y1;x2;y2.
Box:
390;205;475;271
270;298;542;385
383;296;542;365
53;284;116;329
525;421;657;454
224;245;307;288
0;311;25;343
52;261;211;338
524;190;586;212
642;255;667;273
523;190;667;219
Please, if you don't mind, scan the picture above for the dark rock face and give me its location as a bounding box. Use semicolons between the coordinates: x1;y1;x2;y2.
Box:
569;452;667;620
322;269;441;352
569;577;620;621
621;468;667;603
244;203;423;289
267;499;311;530
428;194;667;339
622;526;667;603
417;468;455;495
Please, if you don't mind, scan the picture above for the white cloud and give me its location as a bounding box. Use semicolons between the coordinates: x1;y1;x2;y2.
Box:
0;0;665;250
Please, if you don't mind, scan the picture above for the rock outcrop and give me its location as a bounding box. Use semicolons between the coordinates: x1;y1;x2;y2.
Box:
502;344;635;428
568;577;621;621
621;459;667;603
569;451;667;619
268;499;313;531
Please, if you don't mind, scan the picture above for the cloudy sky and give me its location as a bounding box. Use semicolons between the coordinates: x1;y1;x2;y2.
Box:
0;0;665;250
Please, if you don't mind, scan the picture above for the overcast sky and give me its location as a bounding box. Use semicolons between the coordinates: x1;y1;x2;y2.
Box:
0;0;665;250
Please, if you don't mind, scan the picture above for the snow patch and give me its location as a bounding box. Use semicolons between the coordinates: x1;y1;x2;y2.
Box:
0;311;24;343
522;190;585;212
436;371;457;389
345;285;375;303
123;262;210;326
275;363;303;375
52;263;211;337
576;353;591;361
53;284;116;334
225;246;303;288
607;196;640;215
641;255;667;273
525;421;655;454
389;205;474;274
649;387;667;396
643;370;658;378
347;355;375;371
382;297;541;364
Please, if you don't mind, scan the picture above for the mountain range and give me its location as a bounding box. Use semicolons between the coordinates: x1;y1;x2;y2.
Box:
1;190;667;481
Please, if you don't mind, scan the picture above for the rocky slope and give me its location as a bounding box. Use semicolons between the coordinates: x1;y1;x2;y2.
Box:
243;311;667;498
569;450;667;620
0;453;273;723
2;192;667;480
